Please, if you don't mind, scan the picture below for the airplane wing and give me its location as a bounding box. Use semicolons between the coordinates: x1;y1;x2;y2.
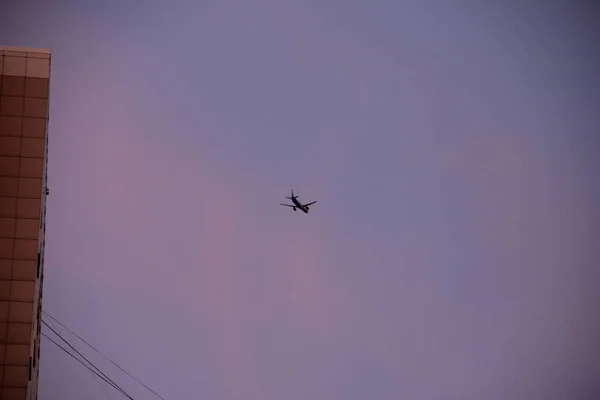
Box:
303;201;317;207
280;203;295;207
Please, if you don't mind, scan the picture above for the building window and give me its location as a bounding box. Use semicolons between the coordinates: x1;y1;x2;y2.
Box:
38;303;42;334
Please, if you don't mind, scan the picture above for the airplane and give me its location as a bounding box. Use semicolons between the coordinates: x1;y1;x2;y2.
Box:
280;190;317;214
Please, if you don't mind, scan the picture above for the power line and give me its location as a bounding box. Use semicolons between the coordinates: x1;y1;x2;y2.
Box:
42;321;133;400
42;320;131;399
94;373;116;400
43;318;114;400
42;311;165;400
41;331;133;400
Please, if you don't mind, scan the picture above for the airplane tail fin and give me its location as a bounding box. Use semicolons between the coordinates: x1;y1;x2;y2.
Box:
286;189;296;199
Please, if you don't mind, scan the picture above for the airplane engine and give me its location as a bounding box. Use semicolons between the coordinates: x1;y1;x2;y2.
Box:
306;207;309;211
293;207;296;211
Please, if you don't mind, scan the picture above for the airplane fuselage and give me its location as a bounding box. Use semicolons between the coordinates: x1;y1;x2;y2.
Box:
291;197;309;213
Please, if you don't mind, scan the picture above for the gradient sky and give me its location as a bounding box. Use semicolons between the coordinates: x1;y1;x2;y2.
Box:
1;2;599;399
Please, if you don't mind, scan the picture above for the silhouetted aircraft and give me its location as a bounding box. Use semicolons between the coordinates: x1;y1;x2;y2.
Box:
280;190;317;214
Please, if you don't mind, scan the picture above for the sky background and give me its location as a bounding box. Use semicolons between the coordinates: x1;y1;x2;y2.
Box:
1;1;600;399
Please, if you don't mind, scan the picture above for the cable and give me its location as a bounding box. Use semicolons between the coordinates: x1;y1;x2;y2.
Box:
41;332;133;400
42;324;132;400
42;321;131;399
42;320;130;399
43;318;114;400
42;331;115;388
41;321;133;400
42;311;165;400
94;373;116;400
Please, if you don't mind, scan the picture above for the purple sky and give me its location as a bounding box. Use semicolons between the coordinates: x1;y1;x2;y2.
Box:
2;2;599;399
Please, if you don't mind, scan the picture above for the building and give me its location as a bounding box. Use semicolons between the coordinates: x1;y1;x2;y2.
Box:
0;46;51;400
